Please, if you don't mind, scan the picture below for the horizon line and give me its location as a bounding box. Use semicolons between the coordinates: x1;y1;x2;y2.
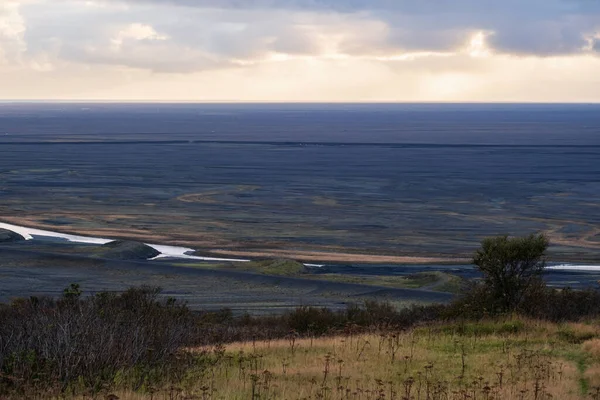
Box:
2;100;600;105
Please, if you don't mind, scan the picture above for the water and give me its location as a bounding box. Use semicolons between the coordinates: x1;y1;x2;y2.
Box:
1;103;599;259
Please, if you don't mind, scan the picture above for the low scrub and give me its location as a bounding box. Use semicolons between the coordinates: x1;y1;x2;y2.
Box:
0;287;443;397
447;282;600;322
0;286;196;397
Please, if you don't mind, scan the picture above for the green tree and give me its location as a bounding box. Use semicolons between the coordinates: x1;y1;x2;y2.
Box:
62;283;82;302
473;233;549;313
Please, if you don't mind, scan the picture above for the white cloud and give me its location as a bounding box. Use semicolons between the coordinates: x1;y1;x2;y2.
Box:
94;0;600;56
111;23;167;49
0;1;26;65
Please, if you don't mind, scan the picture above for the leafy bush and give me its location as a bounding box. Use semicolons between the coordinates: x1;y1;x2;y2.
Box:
473;233;549;313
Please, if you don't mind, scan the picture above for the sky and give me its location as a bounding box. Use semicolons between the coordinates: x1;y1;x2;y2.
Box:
1;0;600;102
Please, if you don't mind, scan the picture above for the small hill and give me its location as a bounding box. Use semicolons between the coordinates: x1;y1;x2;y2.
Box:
245;258;308;276
0;229;26;243
96;240;160;260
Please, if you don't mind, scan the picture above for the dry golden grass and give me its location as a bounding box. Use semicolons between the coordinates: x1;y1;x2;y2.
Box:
59;318;600;400
584;339;600;359
585;365;600;387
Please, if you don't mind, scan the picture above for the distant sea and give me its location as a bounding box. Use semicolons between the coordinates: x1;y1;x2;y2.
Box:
1;103;599;258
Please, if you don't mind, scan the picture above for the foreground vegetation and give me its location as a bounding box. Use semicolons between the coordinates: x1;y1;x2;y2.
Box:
117;318;600;400
1;285;599;399
1;234;599;399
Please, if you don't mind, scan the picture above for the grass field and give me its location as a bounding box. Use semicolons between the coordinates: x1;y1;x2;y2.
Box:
309;271;465;293
177;259;465;293
78;318;600;400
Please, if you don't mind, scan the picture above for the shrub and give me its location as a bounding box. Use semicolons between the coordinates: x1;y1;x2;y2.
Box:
287;306;339;335
520;286;600;322
473;233;549;313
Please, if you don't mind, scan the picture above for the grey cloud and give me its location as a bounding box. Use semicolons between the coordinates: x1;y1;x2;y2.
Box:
367;1;600;56
488;23;591;56
99;0;600;56
98;0;600;14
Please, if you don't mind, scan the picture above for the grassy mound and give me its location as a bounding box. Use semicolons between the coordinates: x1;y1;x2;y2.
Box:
308;271;466;293
186;258;308;276
95;240;160;260
244;258;308;276
0;229;25;243
178;259;464;293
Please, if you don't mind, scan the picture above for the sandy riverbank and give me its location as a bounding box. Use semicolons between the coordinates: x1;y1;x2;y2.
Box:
203;248;467;264
0;217;467;264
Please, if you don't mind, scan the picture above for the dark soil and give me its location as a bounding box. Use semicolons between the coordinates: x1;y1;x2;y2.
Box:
0;229;25;243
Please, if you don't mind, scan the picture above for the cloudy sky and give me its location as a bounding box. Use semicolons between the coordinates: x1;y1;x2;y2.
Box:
1;0;600;101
